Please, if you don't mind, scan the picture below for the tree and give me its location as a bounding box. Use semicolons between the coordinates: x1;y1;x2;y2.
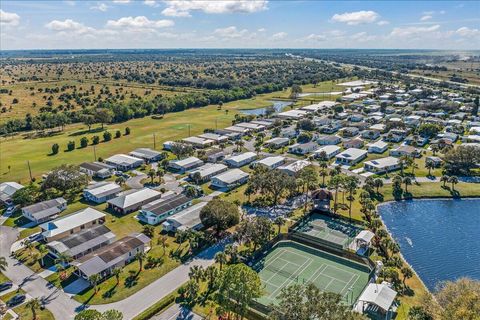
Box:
189;265;205;284
67;140;75;151
289;84;302;100
125;127;131;135
298;165;318;213
441;175;450;187
51;143;59;155
103;131;112;142
329;174;344;213
38;244;48;267
443;145;480;175
115;130;121;138
112;267;122;285
92;135;100;145
142;225;155;238
115;176;126;186
374;178;383;193
426;161;435;177
80;137;89;148
135;251;147;271
101;310;123;320
0;256;7;272
274;216;285;234
147;169;156;184
26;297;41;320
95;109;113;129
408;306;433;320
42;164;89;196
449;175;459;191
200;198;240;235
156;168;164;184
215;252;227;271
403;176;412;193
433;278;480;320
472;96;479;116
216;264;262;319
89;274;102;294
75;310;103;320
171;142;194;159
12;185;39;206
269;283;366;320
401;266;413;289
344;176;359;221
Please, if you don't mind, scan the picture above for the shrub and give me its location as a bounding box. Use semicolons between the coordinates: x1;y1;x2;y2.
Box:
103;131;112;142
125;127;131;135
91;135;100;145
67;141;75;151
51;143;59;155
115;130;121;138
80;137;88;148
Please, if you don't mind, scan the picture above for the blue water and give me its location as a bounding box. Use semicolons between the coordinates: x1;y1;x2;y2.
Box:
240;100;292;116
378;199;480;291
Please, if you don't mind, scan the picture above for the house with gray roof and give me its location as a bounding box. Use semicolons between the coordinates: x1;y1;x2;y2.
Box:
138;194;193;225
22;197;67;224
105;154;144;171
168;157;204;173
162;202;207;233
107;188;162;215
210;169;249;190
79;162;114;179
47;224;115;259
224;152;257;168
83;182;123;204
364;157;401;174
335;148;368;166
0;182;24;205
72;233;150;282
188;163;228;183
129;148;164;163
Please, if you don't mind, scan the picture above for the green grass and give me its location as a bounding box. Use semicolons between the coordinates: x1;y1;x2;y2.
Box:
0;288;25;303
13;304;55;320
0;272;9;283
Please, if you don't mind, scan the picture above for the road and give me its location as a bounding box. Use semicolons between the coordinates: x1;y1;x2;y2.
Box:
126;172;146;189
0;224;227;319
151;304;203;320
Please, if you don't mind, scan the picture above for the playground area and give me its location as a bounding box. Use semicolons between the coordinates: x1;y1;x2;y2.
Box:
253;240;371;306
293;213;362;249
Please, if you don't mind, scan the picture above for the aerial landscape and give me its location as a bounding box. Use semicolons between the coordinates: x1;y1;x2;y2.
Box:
1;1;480;320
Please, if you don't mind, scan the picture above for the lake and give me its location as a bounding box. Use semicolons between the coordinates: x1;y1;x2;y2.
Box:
240;100;292;116
378;199;480;291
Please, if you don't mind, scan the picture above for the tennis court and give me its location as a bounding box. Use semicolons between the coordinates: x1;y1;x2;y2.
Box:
294;213;362;248
253;240;370;306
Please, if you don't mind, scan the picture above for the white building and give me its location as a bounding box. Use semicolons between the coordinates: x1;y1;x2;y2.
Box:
210;169;249;190
0;182;24;205
168;157;204;173
105;154;144;171
162;202;207;233
188;163;228;183
364;156;401;174
224;152;257;168
314;145;341;159
335;148;368;166
182;136;215;149
252;156;286;169
22;197;67;224
83;182;123;204
367;140;389;154
278;160;312;176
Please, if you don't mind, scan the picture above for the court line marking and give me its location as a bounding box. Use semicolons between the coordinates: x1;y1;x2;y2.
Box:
267;256;312;299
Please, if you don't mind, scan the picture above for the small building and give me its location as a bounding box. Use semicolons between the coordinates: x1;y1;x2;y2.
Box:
223;125;251;135
278;160;312;176
138;194;193;225
335;148;368;166
264;137;290;149
182;136;215;149
314;145;341;160
0;182;24;205
205;148;225;163
22;197;67;224
72;233;150;282
317;135;341;145
362;130;381;140
129;148;164;163
235;122;266;132
162;202;207;233
425;156;443;168
389;145;421;158
343;138;364;149
83;182;123;204
367;140;389;154
364;157;401;174
276;109;308;120
168;157;204;173
47;225;116;259
251;156;286;170
341;127;360;138
40;208;106;242
224;152;257;168
189;163;228;183
210;169;249;190
198;133;229;144
357;283;397;319
311;189;333;212
288;142;319;155
105;154;144;171
79;162;114;179
107;188;163;215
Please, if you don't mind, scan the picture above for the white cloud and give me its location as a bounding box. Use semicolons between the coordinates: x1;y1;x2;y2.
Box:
91;3;108;11
351;32;376;42
456;27;480;37
161;0;268;17
45;19;94;34
113;0;130;3
257;28;266;32
420;15;432;21
331;10;379;25
0;9;20;27
143;0;158;7
390;24;440;38
377;20;389;26
213;26;249;39
64;1;76;6
305;33;327;42
271;32;287;40
106;16;174;28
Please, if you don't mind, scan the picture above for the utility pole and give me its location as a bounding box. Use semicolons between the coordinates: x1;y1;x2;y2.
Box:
93;145;97;161
215;119;218;130
153;133;156;149
27;161;33;182
188;124;191;137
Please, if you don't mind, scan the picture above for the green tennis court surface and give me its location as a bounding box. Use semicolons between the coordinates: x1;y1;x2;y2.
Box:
253;241;370;306
293;213;362;248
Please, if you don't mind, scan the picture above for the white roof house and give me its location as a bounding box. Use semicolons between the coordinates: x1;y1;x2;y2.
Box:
314;145;341;159
335;148;368;166
277;109;308;119
168;157;204;172
83;182;123;203
105;154;143;171
182;136;214;148
235;122;266;131
357;283;397;314
0;182;24;203
198;133;229;143
223;125;251;134
162;202;208;233
210;169;249;190
188;163;228;182
107;188;162;214
40;208;106;240
224;152;257;168
278;160;312;176
367;140;389;154
252;156;286;169
301;101;337;113
364;156;400;173
129;148;163;162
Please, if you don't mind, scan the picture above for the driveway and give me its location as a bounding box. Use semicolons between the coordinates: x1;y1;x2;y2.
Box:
152;304;203;320
126;173;146;189
0;225;227;319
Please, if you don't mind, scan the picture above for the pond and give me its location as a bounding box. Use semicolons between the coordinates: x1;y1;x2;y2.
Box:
378;199;480;291
240;100;293;116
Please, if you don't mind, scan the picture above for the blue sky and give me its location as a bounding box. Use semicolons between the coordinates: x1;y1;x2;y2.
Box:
1;0;479;50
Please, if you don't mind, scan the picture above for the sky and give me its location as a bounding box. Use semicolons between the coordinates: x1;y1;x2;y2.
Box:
1;0;479;50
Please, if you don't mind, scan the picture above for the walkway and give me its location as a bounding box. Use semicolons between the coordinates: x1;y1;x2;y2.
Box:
152;304;203;320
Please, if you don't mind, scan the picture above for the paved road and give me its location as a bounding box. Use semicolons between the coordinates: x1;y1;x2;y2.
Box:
151;303;203;320
126;172;146;189
0;225;227;319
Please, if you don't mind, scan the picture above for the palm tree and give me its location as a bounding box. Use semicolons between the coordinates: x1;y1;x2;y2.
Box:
147;169;155;184
329;174;344;213
156;168;165;184
22;239;34;257
426;161;435;176
431;144;439;156
274;216;285;234
403;177;412;193
158;235;168;256
373;178;383;193
135;251;147;271
188;265;204;284
89;274;102;294
411;161;419;177
319;169;328;187
0;257;8;272
234;140;244;152
345;176;359;221
112;267;122;285
115;176;126;186
38;244;48;267
214;252;227;271
441;175;450;187
401;266;413;289
449;175;459;191
26;297;41;320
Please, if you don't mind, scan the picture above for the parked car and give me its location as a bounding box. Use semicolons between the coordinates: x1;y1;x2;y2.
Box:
28;233;42;242
0;282;13;292
7;294;25;307
5;206;17;215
